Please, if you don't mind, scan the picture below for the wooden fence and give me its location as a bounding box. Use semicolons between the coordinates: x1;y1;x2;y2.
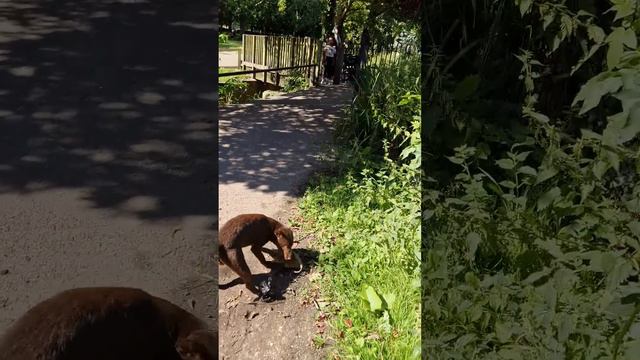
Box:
240;34;322;85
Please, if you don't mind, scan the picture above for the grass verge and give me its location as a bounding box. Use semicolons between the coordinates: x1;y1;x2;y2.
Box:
298;147;421;359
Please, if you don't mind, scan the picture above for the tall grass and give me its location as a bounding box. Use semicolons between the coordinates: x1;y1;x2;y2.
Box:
336;55;420;160
299;52;421;359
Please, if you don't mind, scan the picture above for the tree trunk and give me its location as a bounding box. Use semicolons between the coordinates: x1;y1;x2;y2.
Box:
356;7;377;76
332;25;345;85
325;0;336;38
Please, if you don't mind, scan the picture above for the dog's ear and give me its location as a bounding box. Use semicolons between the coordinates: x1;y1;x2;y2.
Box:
275;226;293;245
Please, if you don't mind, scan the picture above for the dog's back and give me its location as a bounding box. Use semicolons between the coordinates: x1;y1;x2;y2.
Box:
0;287;215;360
219;214;276;249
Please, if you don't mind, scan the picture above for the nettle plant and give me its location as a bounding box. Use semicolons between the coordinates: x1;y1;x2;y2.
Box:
425;137;640;358
424;1;640;359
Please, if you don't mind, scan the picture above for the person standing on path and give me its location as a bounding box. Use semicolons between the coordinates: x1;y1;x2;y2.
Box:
321;36;336;85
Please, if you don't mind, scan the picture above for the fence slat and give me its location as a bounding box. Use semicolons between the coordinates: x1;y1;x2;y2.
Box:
231;34;325;85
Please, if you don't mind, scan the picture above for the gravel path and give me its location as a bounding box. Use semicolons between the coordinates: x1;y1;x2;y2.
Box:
218;84;352;359
0;0;216;333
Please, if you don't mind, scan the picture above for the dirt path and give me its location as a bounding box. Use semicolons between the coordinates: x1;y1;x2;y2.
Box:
218;84;352;359
0;1;216;332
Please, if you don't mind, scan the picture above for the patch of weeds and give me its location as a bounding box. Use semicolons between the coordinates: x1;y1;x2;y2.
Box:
219;77;252;105
282;70;309;93
313;334;327;348
299;146;421;359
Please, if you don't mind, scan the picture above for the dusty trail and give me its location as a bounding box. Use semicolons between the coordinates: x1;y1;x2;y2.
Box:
218;84;351;359
0;0;216;333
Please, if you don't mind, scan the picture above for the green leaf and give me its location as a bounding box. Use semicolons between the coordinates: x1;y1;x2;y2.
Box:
536;165;558;184
382;293;396;308
623;28;638;49
537;187;561;210
465;272;481;288
541;282;557;310
581;183;594;202
496;158;516;170
454;333;476;348
543;13;555;30
495;322;513;343
525;109;550;123
518;166;537;176
629;323;640;339
624;340;640;356
627;221;640;237
615;90;640;115
515;151;531;162
498;348;524;359
466;232;481;261
518;0;532;16
446;156;464;165
607;27;626;69
523;267;553;284
581;129;602;140
593;159;610;179
612;0;635;21
557;313;575;343
573;75;623;114
587;251;618;273
499;180;517;189
587;25;606;44
365;285;383;312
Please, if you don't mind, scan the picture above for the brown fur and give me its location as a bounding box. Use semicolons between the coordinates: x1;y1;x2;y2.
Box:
0;287;217;360
218;214;294;295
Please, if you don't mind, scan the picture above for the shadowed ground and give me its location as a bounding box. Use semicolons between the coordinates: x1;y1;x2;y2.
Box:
218;84;351;360
0;0;217;333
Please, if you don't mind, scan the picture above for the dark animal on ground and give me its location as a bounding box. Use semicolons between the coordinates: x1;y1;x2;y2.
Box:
218;213;295;296
0;287;217;360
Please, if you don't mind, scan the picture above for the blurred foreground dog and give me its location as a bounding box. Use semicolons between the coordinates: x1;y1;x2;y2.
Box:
0;287;217;360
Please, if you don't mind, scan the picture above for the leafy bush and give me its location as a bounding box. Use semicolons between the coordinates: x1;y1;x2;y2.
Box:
219;76;249;105
282;70;309;93
424;1;640;358
219;33;229;44
336;54;420;160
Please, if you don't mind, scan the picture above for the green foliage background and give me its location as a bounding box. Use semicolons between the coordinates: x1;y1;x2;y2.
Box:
220;0;325;37
424;0;640;358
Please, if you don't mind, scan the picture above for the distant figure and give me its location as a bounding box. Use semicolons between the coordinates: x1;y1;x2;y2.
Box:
321;36;336;85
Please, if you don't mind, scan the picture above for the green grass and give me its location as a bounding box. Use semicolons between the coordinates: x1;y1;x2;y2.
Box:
299;152;421;359
219;38;242;51
293;47;421;358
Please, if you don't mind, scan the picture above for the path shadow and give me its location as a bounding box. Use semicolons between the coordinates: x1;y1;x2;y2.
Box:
218;247;319;300
0;0;216;220
218;84;351;196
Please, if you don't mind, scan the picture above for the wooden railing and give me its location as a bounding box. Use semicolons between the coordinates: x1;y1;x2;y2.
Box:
219;34;323;86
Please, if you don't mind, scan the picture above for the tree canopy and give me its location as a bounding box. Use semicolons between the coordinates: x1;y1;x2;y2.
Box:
220;0;420;43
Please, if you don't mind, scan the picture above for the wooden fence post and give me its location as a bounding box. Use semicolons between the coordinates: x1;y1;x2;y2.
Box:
252;35;257;79
275;37;281;87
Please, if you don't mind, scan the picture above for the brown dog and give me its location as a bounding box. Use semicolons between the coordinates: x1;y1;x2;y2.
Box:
218;214;294;296
0;287;217;360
